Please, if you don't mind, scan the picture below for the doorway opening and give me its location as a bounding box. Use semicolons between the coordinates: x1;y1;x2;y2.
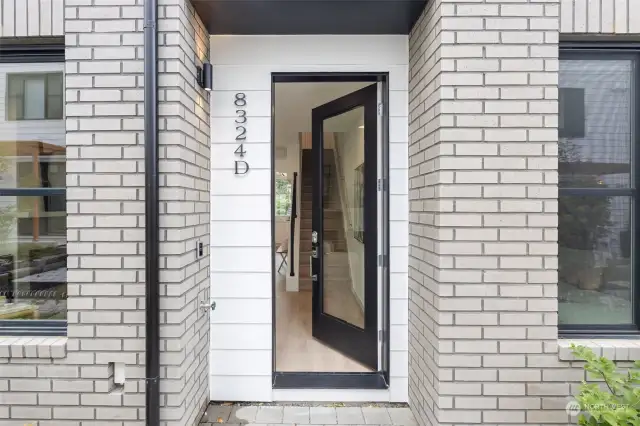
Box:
272;74;390;389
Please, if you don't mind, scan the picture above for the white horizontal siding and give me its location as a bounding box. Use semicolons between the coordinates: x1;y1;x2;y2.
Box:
210;35;409;403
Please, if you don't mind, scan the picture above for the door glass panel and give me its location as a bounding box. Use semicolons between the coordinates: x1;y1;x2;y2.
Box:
322;107;365;329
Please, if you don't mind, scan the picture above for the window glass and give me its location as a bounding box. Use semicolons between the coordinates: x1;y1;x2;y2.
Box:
275;172;292;216
46;73;63;119
559;195;632;325
24;77;46;119
6;72;64;121
558;54;635;328
0;62;66;323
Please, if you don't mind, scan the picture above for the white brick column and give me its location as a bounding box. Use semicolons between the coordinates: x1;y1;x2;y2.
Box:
157;1;211;425
409;1;560;424
65;0;146;422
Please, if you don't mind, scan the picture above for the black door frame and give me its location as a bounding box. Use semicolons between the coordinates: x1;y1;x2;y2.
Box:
271;72;390;390
311;83;378;369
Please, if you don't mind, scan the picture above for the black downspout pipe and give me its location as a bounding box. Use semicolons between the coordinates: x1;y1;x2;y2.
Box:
143;0;160;424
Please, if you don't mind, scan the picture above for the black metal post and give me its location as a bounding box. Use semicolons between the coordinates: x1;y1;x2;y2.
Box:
143;0;159;424
289;172;298;276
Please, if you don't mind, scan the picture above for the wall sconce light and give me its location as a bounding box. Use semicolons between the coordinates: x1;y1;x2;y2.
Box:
197;62;212;91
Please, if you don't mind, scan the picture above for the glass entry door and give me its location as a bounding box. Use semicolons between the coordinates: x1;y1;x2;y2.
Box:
310;83;378;371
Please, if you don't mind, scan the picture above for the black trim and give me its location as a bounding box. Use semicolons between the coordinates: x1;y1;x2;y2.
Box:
143;0;160;424
380;78;391;384
271;72;390;389
273;372;387;389
559;188;635;196
0;188;65;196
311;83;379;370
0;38;64;63
271;77;277;380
191;0;426;35
561;41;640;51
558;42;640;336
0;320;66;336
273;73;380;83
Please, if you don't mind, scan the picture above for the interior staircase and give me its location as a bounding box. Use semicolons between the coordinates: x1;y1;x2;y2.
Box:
299;149;351;292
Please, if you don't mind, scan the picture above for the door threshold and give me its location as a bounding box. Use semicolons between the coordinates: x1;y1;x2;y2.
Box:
273;372;388;389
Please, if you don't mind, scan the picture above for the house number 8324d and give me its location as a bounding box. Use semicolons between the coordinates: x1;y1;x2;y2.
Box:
234;93;249;175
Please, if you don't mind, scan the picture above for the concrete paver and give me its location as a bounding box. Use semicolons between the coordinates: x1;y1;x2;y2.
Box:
256;406;285;423
283;406;311;424
362;407;392;425
200;404;416;426
310;407;337;424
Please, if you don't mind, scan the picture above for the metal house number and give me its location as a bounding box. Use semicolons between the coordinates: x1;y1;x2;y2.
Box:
234;93;249;175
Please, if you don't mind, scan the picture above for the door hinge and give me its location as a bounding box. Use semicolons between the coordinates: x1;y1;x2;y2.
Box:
378;330;384;342
377;103;383;116
377;178;387;191
378;254;387;267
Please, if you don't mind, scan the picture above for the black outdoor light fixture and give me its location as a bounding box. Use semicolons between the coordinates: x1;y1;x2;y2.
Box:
197;62;212;91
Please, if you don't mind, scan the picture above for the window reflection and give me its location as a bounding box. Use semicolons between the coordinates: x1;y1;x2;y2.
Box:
559;59;632;189
558;55;635;328
0;62;66;322
558;196;631;325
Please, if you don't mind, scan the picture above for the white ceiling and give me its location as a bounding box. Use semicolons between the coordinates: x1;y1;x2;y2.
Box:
274;82;372;146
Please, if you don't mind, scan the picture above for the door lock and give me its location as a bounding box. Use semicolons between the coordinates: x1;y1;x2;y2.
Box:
312;231;318;244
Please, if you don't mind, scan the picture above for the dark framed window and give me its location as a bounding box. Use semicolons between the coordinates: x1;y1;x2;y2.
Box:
6;72;63;120
0;39;66;336
559;43;640;336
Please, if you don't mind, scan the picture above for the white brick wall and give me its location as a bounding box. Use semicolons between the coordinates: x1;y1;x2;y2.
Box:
0;1;147;423
157;0;210;424
0;1;210;424
407;1;440;423
409;0;562;424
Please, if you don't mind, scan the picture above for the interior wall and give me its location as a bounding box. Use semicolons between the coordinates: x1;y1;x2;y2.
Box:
209;34;409;402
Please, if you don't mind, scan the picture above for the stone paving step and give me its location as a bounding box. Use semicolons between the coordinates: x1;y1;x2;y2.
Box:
199;404;417;426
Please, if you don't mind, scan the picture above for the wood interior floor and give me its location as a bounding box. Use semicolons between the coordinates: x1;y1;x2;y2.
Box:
274;272;373;373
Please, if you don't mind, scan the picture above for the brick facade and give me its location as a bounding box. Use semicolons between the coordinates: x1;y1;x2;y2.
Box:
0;0;209;424
157;0;210;424
0;0;639;424
408;1;640;425
408;0;561;424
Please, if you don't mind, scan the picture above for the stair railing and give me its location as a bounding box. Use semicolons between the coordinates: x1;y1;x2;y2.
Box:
289;172;298;276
